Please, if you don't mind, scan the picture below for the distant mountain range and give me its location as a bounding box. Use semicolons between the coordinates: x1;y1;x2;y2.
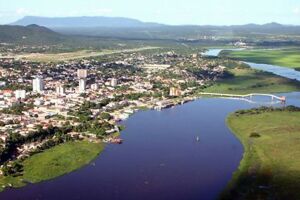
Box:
9;16;300;40
11;16;295;29
2;16;300;46
11;16;164;28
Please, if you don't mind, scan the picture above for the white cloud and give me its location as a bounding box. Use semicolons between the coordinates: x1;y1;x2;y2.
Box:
293;7;300;15
14;8;40;17
16;8;31;16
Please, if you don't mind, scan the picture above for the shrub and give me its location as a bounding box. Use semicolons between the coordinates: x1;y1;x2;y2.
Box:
250;132;261;138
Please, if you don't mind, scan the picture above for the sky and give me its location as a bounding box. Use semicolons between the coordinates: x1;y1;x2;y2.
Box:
0;0;300;25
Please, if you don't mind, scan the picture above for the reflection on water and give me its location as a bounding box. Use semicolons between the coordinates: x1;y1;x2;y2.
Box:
221;97;282;105
245;62;300;81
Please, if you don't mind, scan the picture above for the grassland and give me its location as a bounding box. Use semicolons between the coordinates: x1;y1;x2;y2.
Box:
7;46;159;62
0;141;104;191
203;65;300;94
224;109;300;199
221;48;300;69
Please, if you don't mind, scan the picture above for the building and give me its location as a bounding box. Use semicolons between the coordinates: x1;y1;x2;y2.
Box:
169;87;182;97
91;83;99;90
79;79;86;93
14;90;26;100
77;69;88;79
32;76;44;93
34;98;44;106
111;78;118;87
0;81;6;87
56;84;65;96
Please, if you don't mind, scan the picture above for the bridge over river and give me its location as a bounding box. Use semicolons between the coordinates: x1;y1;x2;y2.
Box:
200;92;286;103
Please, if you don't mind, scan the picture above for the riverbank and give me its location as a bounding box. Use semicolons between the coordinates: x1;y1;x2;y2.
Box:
220;48;300;69
223;107;300;199
203;62;300;94
0;141;104;191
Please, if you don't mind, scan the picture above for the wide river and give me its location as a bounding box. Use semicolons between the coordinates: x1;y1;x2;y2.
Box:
1;50;300;200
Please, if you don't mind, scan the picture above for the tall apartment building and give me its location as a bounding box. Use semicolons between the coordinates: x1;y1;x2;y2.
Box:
79;79;86;93
32;76;44;93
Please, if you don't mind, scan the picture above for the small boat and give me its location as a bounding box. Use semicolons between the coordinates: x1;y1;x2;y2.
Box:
196;136;200;142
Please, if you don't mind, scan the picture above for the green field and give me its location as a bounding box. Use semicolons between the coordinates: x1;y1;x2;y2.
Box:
224;108;300;199
221;48;300;69
0;141;104;190
203;66;300;94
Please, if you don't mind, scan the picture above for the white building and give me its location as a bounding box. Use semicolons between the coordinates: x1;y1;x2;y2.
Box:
56;85;65;96
32;77;44;93
77;69;88;79
111;78;118;87
14;90;26;100
91;83;99;90
79;79;86;93
0;81;6;87
34;98;44;106
169;87;182;97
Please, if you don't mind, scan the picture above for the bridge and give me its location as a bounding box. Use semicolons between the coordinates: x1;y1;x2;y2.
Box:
200;92;286;102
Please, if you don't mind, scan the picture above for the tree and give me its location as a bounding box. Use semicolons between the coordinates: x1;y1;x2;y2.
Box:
100;112;112;120
2;161;24;176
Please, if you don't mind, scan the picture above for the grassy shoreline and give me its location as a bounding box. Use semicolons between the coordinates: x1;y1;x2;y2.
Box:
223;108;300;199
0;141;105;191
203;63;300;94
221;48;300;69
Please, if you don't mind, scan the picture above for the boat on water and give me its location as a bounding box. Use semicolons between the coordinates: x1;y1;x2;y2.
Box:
196;136;200;142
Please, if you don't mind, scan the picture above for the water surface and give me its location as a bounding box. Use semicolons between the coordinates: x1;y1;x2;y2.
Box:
2;92;300;200
0;97;263;200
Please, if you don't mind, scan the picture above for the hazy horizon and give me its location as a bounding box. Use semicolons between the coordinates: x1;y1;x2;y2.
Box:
1;0;300;26
5;15;300;27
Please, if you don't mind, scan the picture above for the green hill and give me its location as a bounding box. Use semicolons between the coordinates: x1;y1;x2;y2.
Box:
0;24;65;45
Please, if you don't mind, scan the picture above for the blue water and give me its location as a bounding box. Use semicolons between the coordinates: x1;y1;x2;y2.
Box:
1;92;300;200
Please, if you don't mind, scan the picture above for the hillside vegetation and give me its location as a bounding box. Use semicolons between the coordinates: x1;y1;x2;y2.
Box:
0;24;65;45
